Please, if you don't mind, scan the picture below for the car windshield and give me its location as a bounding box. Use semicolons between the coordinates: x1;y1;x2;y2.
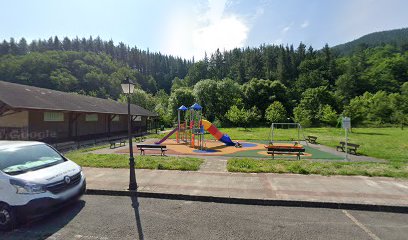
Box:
0;144;65;175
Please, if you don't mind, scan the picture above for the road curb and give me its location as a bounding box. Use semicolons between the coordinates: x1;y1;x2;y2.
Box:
85;189;408;214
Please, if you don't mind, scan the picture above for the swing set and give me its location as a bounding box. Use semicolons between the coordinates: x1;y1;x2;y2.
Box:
268;122;308;146
265;122;307;160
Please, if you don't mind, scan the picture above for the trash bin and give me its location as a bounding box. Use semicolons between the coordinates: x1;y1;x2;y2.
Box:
160;125;165;131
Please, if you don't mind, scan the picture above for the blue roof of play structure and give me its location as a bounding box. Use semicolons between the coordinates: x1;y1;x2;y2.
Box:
178;105;188;111
190;103;202;110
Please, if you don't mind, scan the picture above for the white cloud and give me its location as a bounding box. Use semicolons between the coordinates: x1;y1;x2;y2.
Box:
281;22;294;34
282;26;290;33
276;22;294;45
161;0;251;59
192;15;249;59
300;20;309;28
192;0;250;59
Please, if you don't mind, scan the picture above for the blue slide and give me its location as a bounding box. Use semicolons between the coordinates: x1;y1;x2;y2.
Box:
219;134;235;146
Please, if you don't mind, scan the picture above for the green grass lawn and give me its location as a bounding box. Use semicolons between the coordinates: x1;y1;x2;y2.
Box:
65;151;203;171
227;158;408;178
82;127;407;177
222;127;408;177
219;127;408;163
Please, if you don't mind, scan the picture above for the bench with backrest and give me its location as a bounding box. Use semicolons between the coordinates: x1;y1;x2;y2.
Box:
336;141;360;155
265;145;306;160
109;137;126;149
137;144;167;156
306;135;318;144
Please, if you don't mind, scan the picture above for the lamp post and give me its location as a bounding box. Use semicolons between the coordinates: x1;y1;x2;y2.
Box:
121;77;137;190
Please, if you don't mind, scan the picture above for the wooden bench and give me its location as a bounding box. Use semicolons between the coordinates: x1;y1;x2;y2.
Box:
137;144;167;156
109;138;126;149
336;142;360;155
306;136;318;144
265;146;305;160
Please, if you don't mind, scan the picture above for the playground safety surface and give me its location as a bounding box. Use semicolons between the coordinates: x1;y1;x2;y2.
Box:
116;139;343;160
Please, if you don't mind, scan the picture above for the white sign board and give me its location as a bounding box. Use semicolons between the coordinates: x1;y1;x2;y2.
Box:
342;117;351;129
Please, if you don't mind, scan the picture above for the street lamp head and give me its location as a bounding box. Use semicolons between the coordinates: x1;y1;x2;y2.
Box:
121;77;135;94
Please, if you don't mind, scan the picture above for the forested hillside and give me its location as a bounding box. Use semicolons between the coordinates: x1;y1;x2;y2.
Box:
0;34;407;128
0;36;192;94
333;28;408;56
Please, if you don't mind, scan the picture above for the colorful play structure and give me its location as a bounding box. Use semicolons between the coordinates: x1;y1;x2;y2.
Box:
152;104;318;159
155;103;237;150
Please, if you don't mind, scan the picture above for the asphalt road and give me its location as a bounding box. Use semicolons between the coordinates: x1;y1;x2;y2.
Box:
1;195;407;240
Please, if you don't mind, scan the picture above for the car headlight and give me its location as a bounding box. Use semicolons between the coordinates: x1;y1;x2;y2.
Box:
10;179;46;194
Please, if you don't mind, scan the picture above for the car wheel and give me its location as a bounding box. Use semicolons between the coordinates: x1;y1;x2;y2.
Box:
0;203;16;231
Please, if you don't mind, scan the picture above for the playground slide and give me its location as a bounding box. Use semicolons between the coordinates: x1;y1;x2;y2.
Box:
201;120;235;146
155;128;177;144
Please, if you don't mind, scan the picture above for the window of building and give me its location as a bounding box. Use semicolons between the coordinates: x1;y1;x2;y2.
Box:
44;112;64;122
112;115;120;122
85;114;98;122
133;116;141;122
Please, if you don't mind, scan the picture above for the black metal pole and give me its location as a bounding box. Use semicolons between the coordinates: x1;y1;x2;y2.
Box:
128;94;137;190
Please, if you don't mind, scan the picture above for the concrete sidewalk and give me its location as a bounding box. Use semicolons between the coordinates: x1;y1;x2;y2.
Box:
83;167;408;209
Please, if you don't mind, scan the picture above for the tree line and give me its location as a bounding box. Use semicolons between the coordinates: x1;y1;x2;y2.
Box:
157;43;408;128
0;36;407;128
332;27;408;56
0;36;192;93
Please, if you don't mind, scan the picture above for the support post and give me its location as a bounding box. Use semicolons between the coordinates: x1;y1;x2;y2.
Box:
177;110;180;143
342;117;351;161
128;95;137;190
345;128;348;161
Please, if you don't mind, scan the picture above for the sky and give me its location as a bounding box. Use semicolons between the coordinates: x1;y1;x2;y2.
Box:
1;0;407;60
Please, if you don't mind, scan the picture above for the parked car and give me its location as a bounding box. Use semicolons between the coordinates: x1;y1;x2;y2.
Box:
0;141;86;231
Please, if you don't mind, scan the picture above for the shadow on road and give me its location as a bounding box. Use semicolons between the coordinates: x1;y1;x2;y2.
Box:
131;192;144;240
0;200;85;240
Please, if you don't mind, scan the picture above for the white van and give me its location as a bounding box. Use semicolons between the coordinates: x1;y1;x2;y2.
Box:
0;141;86;231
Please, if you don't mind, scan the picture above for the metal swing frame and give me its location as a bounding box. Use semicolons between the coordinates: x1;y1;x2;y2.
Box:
269;123;308;146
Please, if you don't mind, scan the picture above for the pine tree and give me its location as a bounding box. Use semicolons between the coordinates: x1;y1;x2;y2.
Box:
9;38;19;55
62;37;72;51
54;36;62;50
0;40;10;55
18;38;28;55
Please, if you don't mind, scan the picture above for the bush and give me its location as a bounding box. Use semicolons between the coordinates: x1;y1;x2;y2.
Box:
265;101;287;123
225;105;261;129
319;104;338;126
343;91;407;127
293;106;312;127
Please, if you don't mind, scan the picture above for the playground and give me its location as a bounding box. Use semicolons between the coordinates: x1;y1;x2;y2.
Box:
115;137;342;160
71;101;404;176
68;121;406;177
115;103;344;160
